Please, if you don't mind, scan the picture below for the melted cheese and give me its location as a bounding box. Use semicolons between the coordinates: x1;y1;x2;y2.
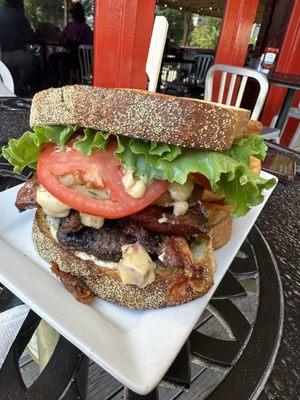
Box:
37;186;70;218
118;243;156;288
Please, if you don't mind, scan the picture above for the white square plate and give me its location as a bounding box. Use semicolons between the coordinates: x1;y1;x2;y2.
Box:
0;171;276;394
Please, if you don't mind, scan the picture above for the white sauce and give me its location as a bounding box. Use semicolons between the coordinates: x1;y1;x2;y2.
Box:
47;216;60;242
169;180;194;216
173;200;189;216
158;251;165;262
122;168;148;199
126;179;147;198
122;168;135;189
37;186;70;218
169;180;194;202
74;252;118;269
79;213;105;229
158;213;168;223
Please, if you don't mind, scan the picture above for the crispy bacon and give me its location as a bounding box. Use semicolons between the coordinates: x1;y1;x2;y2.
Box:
51;261;94;303
15;176;39;212
159;236;196;271
159;235;204;279
126;202;209;235
167;274;189;303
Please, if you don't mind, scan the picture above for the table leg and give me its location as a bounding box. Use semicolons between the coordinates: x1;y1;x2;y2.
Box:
275;88;296;130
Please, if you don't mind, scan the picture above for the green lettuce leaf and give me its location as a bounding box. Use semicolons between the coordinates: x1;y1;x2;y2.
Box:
121;137;275;217
226;134;267;164
2;125;77;173
75;128;111;155
1;126;276;217
114;136;165;181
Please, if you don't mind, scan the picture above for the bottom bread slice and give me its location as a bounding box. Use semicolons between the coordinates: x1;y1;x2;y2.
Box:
32;208;216;309
210;213;233;250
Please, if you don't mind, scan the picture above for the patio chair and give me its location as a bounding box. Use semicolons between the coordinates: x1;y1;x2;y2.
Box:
160;61;194;96
0;60;15;94
192;54;214;91
182;51;199;61
78;45;93;85
205;64;281;142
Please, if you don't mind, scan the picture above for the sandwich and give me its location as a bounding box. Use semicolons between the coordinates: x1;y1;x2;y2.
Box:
2;85;276;308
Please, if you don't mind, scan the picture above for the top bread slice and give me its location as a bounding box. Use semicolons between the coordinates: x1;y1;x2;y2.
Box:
30;85;250;151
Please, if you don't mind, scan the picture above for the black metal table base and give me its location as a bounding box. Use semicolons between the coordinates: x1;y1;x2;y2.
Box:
0;308;89;400
0;225;283;400
274;88;296;130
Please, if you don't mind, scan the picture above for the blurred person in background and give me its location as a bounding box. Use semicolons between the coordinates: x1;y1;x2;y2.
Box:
0;0;36;94
63;1;93;46
49;1;93;86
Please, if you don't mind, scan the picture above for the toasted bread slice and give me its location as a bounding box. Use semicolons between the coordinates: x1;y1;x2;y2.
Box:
209;213;233;250
30;86;250;151
204;203;233;250
32;209;216;309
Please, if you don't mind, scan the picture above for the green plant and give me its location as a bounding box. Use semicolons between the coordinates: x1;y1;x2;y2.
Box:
22;0;94;30
23;0;64;29
189;16;222;49
156;7;184;46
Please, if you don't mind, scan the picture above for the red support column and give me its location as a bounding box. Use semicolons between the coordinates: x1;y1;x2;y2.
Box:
93;0;156;89
261;0;300;144
211;0;260;101
215;0;260;66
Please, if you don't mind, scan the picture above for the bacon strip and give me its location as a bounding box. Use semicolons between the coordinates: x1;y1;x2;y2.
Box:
58;210;83;234
51;261;94;303
159;236;196;272
15;176;39;212
126;202;209;235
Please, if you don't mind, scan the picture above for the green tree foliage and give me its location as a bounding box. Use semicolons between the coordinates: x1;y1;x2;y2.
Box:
189;16;222;49
81;0;94;27
21;0;94;30
23;0;64;29
156;7;184;46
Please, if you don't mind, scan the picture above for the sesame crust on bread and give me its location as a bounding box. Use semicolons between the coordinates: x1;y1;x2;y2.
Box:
30;85;250;151
32;208;216;309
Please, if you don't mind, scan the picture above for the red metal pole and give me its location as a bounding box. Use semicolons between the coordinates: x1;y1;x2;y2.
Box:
261;0;300;144
215;0;260;66
93;0;156;89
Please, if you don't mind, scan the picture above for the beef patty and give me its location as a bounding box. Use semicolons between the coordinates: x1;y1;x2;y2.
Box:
56;215;162;262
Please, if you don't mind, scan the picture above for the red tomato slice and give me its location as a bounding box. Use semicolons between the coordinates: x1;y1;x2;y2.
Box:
190;173;211;190
37;141;170;218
